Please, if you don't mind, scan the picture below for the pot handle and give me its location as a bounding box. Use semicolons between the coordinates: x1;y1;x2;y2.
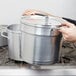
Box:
1;31;8;39
35;13;47;16
0;25;8;29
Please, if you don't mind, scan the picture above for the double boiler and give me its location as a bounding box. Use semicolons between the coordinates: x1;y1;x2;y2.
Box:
20;14;62;65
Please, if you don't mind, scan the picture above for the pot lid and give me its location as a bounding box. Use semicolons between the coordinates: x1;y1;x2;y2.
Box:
21;15;61;28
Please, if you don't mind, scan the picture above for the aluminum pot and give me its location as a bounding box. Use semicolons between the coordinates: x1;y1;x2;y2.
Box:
20;15;62;65
1;24;22;61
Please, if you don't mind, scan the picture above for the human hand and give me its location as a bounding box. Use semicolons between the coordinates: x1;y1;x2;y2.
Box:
22;9;57;17
59;22;76;42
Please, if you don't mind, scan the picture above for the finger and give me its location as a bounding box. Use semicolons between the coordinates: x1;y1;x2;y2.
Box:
61;22;75;28
22;9;55;16
62;34;69;41
58;27;68;35
22;9;37;15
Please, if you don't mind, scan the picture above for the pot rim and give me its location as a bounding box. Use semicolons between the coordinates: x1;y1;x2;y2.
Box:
7;24;21;33
20;15;61;28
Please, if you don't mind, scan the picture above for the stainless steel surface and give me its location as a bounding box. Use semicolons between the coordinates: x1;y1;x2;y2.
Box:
1;24;22;61
0;67;76;75
21;15;62;65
